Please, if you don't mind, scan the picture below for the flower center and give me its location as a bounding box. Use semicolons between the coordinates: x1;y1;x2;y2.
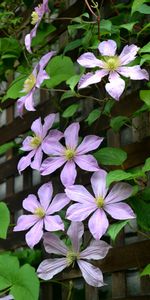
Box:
31;11;39;25
30;136;42;148
65;149;76;160
66;251;79;266
95;196;104;208
23;74;36;93
104;56;121;71
34;207;45;218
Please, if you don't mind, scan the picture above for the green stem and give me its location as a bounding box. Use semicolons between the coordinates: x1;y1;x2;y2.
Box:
67;281;73;300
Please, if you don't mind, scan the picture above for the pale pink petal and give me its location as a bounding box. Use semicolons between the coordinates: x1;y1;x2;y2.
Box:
1;296;14;300
104;182;133;204
25;23;39;54
88;209;109;239
42;130;63;153
38;182;53;211
17;95;26;117
74;154;100;171
60;161;77;187
21;136;33;151
30;146;43;171
104;202;135;220
44;215;64;231
67;222;84;252
37;258;67;280
25;220;43;248
117;66;149;80
38;51;56;72
17;150;36;174
40;157;66;175
42;113;56;137
77;52;105;68
119;44;139;65
14;215;39;231
77;260;105;287
64;122;79;149
76;136;103;155
66;203;96;221
91;170;108;199
80;239;111;260
36;69;49;88
47;193;70;214
31;117;43;137
65;185;95;204
105;71;125;100
24;88;36;111
42;140;65;155
43;232;68;255
78;70;108;90
23;194;39;213
98;40;117;56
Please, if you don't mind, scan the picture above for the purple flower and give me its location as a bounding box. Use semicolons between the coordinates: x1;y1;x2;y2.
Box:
77;40;149;100
37;222;111;287
40;122;103;187
25;0;50;53
18;114;63;173
0;296;13;300
14;182;70;248
17;51;55;116
66;170;135;239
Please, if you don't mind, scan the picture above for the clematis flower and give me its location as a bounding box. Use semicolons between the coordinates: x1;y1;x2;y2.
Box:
17;51;55;116
40;122;103;187
14;182;69;248
37;222;111;287
18;113;63;173
77;39;149;100
25;0;50;53
66;170;135;239
0;296;13;300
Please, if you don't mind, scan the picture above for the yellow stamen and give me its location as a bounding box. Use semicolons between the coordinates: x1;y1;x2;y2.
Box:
31;11;39;25
23;74;36;93
30;136;41;148
95;196;104;208
104;56;121;71
65;149;76;160
66;251;80;266
34;207;45;218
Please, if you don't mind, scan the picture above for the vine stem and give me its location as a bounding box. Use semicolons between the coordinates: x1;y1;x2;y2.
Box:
84;0;101;40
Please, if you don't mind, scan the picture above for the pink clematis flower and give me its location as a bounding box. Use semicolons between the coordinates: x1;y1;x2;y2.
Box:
14;182;69;248
18;114;63;173
25;0;50;53
40;122;103;187
66;170;135;239
37;222;111;287
77;40;149;100
17;51;55;116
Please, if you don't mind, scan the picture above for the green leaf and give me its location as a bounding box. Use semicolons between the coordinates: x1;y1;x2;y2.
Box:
0;254;20;291
107;220;129;241
106;169;141;187
62;104;79;118
66;74;81;91
0;37;21;58
63;39;82;54
140;42;150;53
142;157;150;172
85;109;101;126
45;56;75;88
100;19;112;34
131;197;150;231
0;141;16;156
32;24;56;47
131;0;147;14
141;264;150;276
110;116;130;132
140;54;150;65
0;202;10;239
94;147;127;166
120;22;137;31
140;90;150;106
60;90;77;101
140;187;150;202
2;75;27;101
138;3;150;13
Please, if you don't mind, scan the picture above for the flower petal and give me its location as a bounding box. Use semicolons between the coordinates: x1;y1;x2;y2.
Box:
77;260;105;287
40;157;66;175
91;170;108;199
78;70;108;90
24;89;36;112
25;24;39;54
105;71;125;100
38;51;56;74
104;202;135;220
25;220;43;248
117;66;149;80
36;69;49;88
60;161;77;187
47;193;70;214
98;40;117;56
88;209;109;239
31;117;43;137
14;215;39;231
66;203;96;222
80;239;111;260
64;122;79;149
119;44;139;65
17;150;36;174
37;258;67;280
42;140;65;155
30;146;43;171
43;232;68;255
76;135;103;155
21;136;33;151
67;222;84;252
74;154;100;171
1;296;14;300
65;185;95;204
105;182;133;204
77;52;105;68
23;194;39;213
44;215;64;231
42;113;56;137
37;182;53;211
